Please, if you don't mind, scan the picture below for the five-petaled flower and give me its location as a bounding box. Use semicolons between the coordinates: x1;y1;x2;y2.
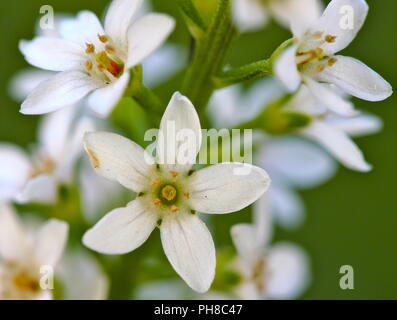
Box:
0;204;68;300
274;0;392;116
19;0;175;117
82;92;271;292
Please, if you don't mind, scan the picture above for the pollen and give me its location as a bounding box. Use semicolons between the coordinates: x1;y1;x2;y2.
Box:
152;179;161;187
161;185;177;202
170;205;179;213
325;34;337;43
170;171;179;178
154;198;161;208
328;57;337;67
183;191;190;199
95;51;123;78
85;43;95;54
316;64;325;72
85;60;93;71
98;34;109;43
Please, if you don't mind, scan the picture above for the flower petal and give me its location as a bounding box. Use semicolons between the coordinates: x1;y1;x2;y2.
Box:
188;163;270;214
0;204;26;261
16;174;58;204
20;71;96;115
267;242;310;299
269;0;322;36
34;219;68;267
160;212;215;293
87;73;130;118
232;0;269;32
84;132;155;192
274;45;301;92
262;136;337;188
0;144;31;201
59;11;104;46
326;113;383;137
310;0;368;54
230;224;261;270
83;199;157;254
300;120;372;172
19;37;84;71
318;56;392;101
9;69;53;101
157;92;201;172
304;77;357;116
126;13;175;68
104;0;144;49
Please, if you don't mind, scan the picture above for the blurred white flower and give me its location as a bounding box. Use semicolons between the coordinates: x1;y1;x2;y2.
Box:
82;92;270;293
232;0;322;32
274;0;392;115
57;249;109;300
285;85;383;172
19;0;175;117
0;204;68;300
230;210;310;299
0;106;93;204
257;136;337;229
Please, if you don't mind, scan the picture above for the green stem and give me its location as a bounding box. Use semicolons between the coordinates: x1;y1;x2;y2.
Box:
181;0;235;111
213;59;272;89
177;0;207;38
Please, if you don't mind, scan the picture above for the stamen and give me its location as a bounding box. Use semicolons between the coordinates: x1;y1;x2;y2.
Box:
183;191;190;199
95;51;123;78
325;34;337;43
85;60;93;71
154;198;161;208
328;57;337;67
316;64;325;72
170;205;179;213
85;43;95;54
105;45;115;53
98;34;109;43
152;179;161;187
170;171;179;178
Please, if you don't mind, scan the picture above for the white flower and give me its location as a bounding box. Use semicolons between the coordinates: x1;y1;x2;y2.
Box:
19;0;175;117
232;0;322;32
257;136;337;229
0;204;68;300
82;92;270;293
285;85;383;172
0;106;93;204
274;0;392;116
57;249;109;300
230;211;310;300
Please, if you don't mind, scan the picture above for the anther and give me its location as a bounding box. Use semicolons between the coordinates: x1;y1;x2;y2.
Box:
328;57;337;67
152;179;161;187
183;191;190;199
154;198;161;208
85;43;95;54
170;171;179;178
170;205;179;213
98;34;109;43
85;60;93;71
325;34;337;43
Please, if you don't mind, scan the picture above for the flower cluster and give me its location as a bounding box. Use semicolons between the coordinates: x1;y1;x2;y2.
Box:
0;0;392;299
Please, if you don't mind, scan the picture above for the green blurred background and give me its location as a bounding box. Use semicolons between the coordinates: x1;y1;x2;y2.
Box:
1;0;396;299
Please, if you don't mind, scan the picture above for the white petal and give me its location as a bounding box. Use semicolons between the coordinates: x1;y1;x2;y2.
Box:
136;280;188;300
0;144;31;201
267;242;310;299
83;200;157;254
310;0;368;54
0;204;26;261
274;45;301;92
157;92;201;172
253;195;273;247
318;56;392;101
269;0;322;36
188;163;270;214
16;174;58;204
19;37;84;71
34;219;68;267
160;212;215;293
262;136;337;188
232;0;269;32
327;113;383;137
230;224;262;270
84;132;155;192
9;69;54;101
126;13;175;68
267;185;305;230
59;11;104;46
104;0;144;49
300;120;372;172
87;73;130;118
21;71;96;115
304;77;357;116
58;250;109;300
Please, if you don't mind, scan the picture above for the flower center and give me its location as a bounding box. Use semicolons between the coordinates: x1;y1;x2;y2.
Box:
84;35;125;83
30;154;56;179
161;185;177;202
